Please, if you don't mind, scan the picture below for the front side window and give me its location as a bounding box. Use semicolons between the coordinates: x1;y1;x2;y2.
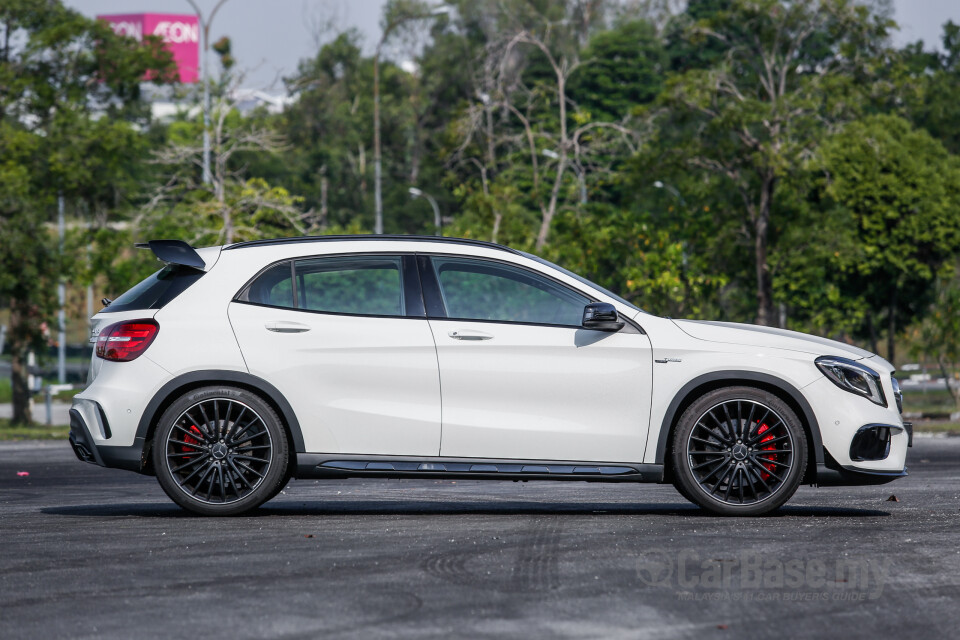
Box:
431;257;588;326
242;255;405;317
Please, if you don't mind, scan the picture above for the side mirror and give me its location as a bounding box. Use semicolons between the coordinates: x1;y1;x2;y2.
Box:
582;302;624;332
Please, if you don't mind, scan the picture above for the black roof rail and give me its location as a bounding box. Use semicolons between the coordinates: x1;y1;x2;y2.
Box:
222;234;521;255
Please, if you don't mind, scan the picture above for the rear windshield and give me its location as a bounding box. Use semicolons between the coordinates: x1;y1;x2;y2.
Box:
102;265;204;313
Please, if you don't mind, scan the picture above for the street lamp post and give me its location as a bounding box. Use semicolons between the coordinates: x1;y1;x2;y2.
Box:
373;5;449;235
185;0;230;185
409;187;441;235
57;193;65;384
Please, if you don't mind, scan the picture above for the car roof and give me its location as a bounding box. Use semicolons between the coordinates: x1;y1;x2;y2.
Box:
222;234;521;255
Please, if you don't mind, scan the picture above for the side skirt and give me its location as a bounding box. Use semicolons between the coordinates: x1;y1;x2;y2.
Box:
295;454;664;483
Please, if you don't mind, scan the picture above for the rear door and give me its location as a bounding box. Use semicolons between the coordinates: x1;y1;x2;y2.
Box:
422;255;653;463
228;254;441;456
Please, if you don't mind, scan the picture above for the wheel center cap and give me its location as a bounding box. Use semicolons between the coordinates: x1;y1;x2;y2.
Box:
211;443;228;460
732;443;748;461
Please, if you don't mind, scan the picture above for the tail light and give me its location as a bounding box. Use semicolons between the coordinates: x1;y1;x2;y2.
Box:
95;319;159;362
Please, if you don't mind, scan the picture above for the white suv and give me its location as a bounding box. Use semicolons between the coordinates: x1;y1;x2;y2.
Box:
69;236;911;516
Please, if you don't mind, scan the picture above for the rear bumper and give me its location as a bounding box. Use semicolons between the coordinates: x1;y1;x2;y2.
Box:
69;409;102;466
69;406;148;473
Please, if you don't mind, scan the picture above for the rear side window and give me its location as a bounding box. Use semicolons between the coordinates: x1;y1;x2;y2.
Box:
241;256;406;317
102;265;204;313
296;256;404;316
244;262;294;307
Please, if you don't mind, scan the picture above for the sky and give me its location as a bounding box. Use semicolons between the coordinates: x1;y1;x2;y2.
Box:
67;0;960;92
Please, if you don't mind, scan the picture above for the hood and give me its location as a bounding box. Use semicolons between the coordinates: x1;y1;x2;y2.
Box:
672;320;878;361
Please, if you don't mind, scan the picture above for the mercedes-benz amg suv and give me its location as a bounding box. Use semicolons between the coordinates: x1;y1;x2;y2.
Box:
69;235;911;516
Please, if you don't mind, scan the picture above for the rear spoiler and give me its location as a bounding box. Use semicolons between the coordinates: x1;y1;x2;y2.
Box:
135;240;206;270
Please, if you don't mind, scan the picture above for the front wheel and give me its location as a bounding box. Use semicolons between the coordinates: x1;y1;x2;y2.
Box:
152;386;289;516
671;386;807;516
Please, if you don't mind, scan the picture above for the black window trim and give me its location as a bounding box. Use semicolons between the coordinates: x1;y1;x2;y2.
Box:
231;249;643;333
232;251;425;320
416;252;641;333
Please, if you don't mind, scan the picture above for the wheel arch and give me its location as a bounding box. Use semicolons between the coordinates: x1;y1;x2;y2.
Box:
655;371;823;483
136;370;305;470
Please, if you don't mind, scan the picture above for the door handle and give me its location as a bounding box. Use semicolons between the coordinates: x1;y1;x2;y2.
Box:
448;330;493;341
265;321;311;333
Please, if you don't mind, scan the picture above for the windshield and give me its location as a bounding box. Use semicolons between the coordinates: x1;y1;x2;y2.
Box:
519;252;645;314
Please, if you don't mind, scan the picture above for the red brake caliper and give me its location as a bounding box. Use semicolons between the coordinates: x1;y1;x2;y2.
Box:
181;425;204;459
756;423;777;481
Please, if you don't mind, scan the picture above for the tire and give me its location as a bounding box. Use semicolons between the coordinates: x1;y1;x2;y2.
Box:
264;469;293;502
671;386;807;516
152;386;289;516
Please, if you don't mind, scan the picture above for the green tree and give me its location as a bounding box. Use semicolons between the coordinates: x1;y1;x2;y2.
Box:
547;205;727;317
910;268;960;409
0;0;172;423
817;114;960;361
906;21;960;154
652;0;891;325
569;20;666;122
148;95;302;245
268;30;431;233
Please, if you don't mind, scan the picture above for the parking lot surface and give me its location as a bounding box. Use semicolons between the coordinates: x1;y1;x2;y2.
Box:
1;437;957;639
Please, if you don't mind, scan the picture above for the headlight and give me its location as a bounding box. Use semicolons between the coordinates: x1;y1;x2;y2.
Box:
815;356;887;407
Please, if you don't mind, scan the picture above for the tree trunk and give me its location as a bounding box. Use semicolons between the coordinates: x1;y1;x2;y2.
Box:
937;357;960;408
887;287;897;364
535;66;568;251
536;155;566;250
222;205;233;244
753;215;773;326
409;100;422;186
753;178;776;326
866;314;879;356
358;143;367;196
9;302;32;425
319;165;328;229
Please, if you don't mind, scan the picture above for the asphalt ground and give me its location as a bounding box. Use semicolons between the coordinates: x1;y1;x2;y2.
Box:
0;437;957;639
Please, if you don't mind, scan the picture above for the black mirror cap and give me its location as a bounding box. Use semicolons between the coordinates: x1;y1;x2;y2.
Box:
582;302;625;332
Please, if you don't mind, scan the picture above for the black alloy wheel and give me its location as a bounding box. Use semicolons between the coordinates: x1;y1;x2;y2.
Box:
153;386;288;516
672;386;807;516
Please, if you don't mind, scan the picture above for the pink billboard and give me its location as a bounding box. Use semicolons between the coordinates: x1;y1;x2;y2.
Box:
98;13;200;83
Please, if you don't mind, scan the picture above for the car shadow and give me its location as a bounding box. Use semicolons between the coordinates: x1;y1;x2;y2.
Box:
40;501;891;519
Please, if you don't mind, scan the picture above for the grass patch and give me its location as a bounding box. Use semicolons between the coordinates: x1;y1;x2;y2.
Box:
0;418;69;440
0;377;83;404
900;388;957;416
912;421;960;435
53;388;83;402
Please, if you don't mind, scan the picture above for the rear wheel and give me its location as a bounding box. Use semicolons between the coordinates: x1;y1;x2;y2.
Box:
152;386;289;516
671;386;807;516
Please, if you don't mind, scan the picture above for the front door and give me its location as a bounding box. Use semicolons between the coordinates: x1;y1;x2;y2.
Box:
422;255;653;463
228;254;441;456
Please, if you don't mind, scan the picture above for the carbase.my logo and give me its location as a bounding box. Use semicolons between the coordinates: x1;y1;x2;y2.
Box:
636;549;889;598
